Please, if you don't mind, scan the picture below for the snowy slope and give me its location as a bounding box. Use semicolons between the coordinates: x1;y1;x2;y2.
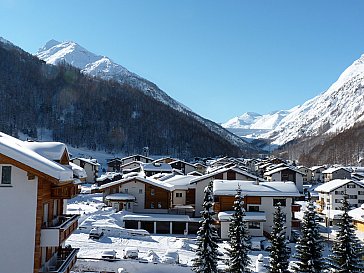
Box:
262;54;364;145
35;40;250;150
36;40;188;112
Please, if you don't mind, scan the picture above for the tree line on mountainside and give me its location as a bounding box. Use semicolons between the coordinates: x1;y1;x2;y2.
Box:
0;43;248;158
273;121;364;166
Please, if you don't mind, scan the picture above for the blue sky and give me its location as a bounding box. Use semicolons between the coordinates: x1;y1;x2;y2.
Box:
1;1;364;123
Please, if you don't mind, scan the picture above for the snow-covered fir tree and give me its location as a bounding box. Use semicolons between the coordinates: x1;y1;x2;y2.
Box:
327;194;364;272
225;186;251;273
269;203;289;273
192;181;221;273
293;199;325;272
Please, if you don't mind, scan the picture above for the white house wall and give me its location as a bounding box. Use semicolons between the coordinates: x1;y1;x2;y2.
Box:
0;165;38;273
120;181;146;213
260;197;293;239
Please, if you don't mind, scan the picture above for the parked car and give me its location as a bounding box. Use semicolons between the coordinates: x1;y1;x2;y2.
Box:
123;247;139;259
101;249;117;260
261;240;272;251
250;239;262;250
162;250;179;264
89;228;104;239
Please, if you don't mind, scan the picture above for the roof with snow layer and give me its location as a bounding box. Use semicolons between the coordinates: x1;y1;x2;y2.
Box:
213;180;301;197
190;165;265;184
0;132;73;182
315;179;364;193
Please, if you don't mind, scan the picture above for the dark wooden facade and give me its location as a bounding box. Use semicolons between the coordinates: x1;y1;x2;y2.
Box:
145;184;170;209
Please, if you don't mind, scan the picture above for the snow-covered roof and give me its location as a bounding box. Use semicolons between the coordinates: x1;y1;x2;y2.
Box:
322;167;351;174
264;166;305;176
0;132;73;182
311;165;326;171
105;193;136;201
315;179;364;193
142;162;173;172
69;162;87;179
122;213;198;222
162;175;196;190
190;166;265;184
99;176;175;191
73;157;100;166
218;211;267;222
120;154;153;162
213;180;301;197
349;206;364;222
169;159;196;167
23;141;68;161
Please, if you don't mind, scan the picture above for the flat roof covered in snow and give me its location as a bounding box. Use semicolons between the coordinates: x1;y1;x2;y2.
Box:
213;180;301;197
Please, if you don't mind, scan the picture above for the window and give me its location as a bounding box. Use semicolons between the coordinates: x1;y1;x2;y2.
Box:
348;195;358;199
248;222;260;229
157;202;162;208
124;188;128;193
273;199;286;207
176;192;183;198
335;191;345;195
151;188;155;196
139;189;143;194
150;202;155;209
335;199;342;203
1;166;11;185
358;199;364;204
359;191;364;195
347;184;356;188
248;205;260;212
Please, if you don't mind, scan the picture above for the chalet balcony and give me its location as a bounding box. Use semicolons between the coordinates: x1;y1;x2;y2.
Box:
40;247;79;273
169;205;195;217
291;204;301;212
51;184;79;199
41;214;79;247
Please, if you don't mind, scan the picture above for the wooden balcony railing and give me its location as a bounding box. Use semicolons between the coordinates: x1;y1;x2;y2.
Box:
40;247;79;273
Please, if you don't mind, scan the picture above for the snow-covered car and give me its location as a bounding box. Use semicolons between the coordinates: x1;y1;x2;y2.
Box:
89;228;104;239
162;250;179;264
261;240;272;251
123;247;139;259
101;249;117;260
250;239;262;250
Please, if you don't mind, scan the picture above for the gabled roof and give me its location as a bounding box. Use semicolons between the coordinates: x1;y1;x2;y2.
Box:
142;162;173;172
315;179;364;193
264;166;305;176
99;175;175;191
120;154;153;162
322;167;351;174
73;157;100;166
169;159;196;167
190;165;265;184
0;132;73;182
213;180;301;197
311;165;326;171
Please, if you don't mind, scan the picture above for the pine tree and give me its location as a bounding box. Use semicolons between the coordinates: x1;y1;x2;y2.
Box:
192;181;221;273
225;186;251;273
293;199;325;272
269;203;290;273
327;194;364;272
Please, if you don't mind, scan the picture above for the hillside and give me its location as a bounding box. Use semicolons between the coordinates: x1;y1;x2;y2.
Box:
0;38;256;158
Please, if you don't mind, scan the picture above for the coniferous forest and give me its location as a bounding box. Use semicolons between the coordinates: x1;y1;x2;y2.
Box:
0;42;256;158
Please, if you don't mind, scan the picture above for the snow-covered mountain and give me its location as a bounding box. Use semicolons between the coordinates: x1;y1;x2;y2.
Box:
263;54;364;145
35;39;250;150
223;110;291;130
36;40;188;112
222;110;292;139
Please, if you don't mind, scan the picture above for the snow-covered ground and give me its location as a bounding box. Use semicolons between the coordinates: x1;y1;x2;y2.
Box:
68;187;364;273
